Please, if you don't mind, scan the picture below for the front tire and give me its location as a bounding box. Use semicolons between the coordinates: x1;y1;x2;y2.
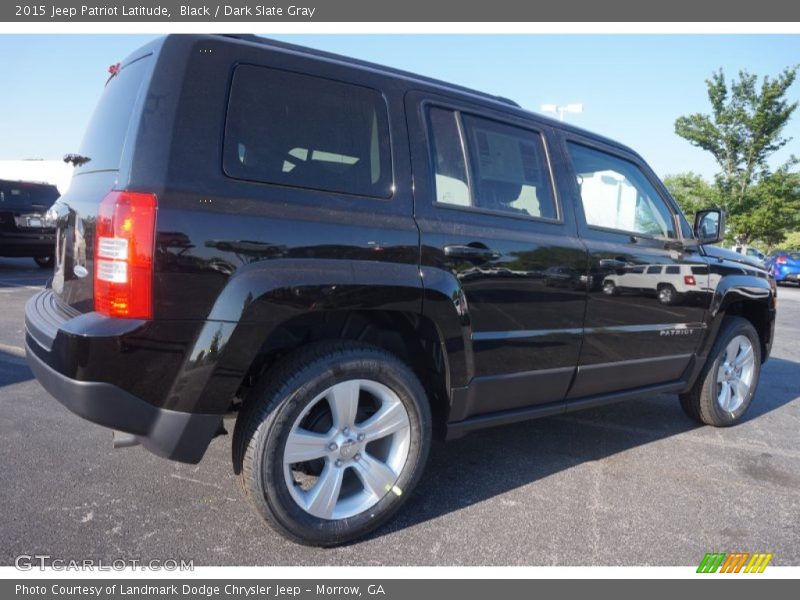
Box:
233;341;431;546
679;317;761;426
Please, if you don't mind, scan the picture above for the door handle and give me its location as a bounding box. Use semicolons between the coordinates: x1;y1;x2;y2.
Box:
443;244;500;261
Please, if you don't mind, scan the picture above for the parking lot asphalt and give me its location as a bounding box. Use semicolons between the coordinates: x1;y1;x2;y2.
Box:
0;256;798;566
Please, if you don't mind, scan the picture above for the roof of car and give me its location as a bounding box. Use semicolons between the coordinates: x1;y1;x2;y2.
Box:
209;34;640;158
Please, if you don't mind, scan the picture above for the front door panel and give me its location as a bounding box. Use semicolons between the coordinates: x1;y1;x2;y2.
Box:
558;136;709;399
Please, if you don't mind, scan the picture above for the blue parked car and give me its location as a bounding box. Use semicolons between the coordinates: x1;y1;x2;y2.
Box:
766;250;800;285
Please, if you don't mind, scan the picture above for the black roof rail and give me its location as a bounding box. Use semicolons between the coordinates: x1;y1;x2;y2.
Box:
216;34;521;109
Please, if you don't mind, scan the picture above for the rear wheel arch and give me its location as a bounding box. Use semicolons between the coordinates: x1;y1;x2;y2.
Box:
235;309;452;440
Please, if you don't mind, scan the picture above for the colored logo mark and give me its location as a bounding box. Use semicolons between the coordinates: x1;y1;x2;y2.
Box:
697;552;773;573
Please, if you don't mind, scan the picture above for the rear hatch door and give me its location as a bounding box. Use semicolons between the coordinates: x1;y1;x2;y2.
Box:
52;52;153;313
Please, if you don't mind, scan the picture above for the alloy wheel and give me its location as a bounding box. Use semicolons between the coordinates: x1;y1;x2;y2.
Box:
282;379;411;520
716;334;756;413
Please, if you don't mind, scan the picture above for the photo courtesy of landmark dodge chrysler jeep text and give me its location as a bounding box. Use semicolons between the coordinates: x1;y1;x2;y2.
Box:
25;35;777;546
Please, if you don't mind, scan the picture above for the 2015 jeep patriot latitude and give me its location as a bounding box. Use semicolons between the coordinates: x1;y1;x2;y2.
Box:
25;35;776;546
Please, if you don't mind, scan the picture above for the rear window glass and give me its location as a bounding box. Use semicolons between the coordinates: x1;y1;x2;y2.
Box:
665;266;680;274
0;181;59;209
646;266;661;274
223;65;393;198
76;55;151;173
691;266;709;275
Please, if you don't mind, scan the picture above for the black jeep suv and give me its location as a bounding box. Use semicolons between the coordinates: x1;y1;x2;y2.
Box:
25;35;776;546
0;179;58;268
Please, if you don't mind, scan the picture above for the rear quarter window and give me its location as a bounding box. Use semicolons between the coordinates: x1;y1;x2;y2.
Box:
75;55;151;173
223;65;393;198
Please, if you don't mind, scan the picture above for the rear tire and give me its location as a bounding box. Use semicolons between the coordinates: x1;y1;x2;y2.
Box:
233;341;431;546
34;255;53;269
679;317;761;427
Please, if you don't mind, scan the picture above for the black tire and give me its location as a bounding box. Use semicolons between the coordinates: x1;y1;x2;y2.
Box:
657;284;678;305
603;281;618;296
34;255;53;269
679;317;761;427
232;341;431;546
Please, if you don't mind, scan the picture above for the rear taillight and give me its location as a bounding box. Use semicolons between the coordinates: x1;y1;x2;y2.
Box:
684;275;696;286
94;190;157;319
776;256;787;264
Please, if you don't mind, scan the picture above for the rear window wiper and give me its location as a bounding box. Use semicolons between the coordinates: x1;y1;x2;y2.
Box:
63;153;91;167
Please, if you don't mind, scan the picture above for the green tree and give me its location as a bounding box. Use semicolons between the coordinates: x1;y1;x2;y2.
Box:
777;230;800;250
674;66;799;244
734;167;800;250
663;172;720;217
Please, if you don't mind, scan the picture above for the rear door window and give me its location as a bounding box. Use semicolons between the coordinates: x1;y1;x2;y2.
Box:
224;65;393;198
427;108;470;207
426;108;557;219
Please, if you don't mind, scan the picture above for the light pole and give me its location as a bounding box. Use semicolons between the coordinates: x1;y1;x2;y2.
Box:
540;103;583;121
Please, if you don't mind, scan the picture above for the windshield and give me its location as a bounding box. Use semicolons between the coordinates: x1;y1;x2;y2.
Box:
74;54;151;173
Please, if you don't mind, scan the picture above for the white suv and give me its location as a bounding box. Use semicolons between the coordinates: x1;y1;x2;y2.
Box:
602;264;710;305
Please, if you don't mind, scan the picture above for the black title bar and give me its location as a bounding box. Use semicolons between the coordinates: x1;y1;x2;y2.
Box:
4;0;800;22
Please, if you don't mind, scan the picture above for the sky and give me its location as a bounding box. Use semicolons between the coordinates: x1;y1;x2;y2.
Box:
0;34;798;181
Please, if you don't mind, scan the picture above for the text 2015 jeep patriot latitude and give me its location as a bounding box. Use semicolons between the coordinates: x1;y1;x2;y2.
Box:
25;34;776;546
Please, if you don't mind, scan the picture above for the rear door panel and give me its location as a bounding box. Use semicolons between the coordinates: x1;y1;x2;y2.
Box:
406;91;588;419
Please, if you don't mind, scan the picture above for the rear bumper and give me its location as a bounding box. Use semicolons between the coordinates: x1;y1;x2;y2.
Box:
0;232;55;257
775;271;800;282
24;290;221;463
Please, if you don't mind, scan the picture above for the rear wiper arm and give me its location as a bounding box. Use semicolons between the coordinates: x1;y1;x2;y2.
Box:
63;153;91;167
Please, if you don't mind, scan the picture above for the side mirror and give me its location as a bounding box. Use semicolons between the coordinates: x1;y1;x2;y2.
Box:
694;208;725;245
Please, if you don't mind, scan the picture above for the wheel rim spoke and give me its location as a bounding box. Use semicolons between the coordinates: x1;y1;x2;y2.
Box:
354;453;398;499
734;344;753;368
284;429;330;463
719;381;732;411
734;378;749;405
327;380;360;429
725;339;741;363
305;463;344;519
356;402;409;441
